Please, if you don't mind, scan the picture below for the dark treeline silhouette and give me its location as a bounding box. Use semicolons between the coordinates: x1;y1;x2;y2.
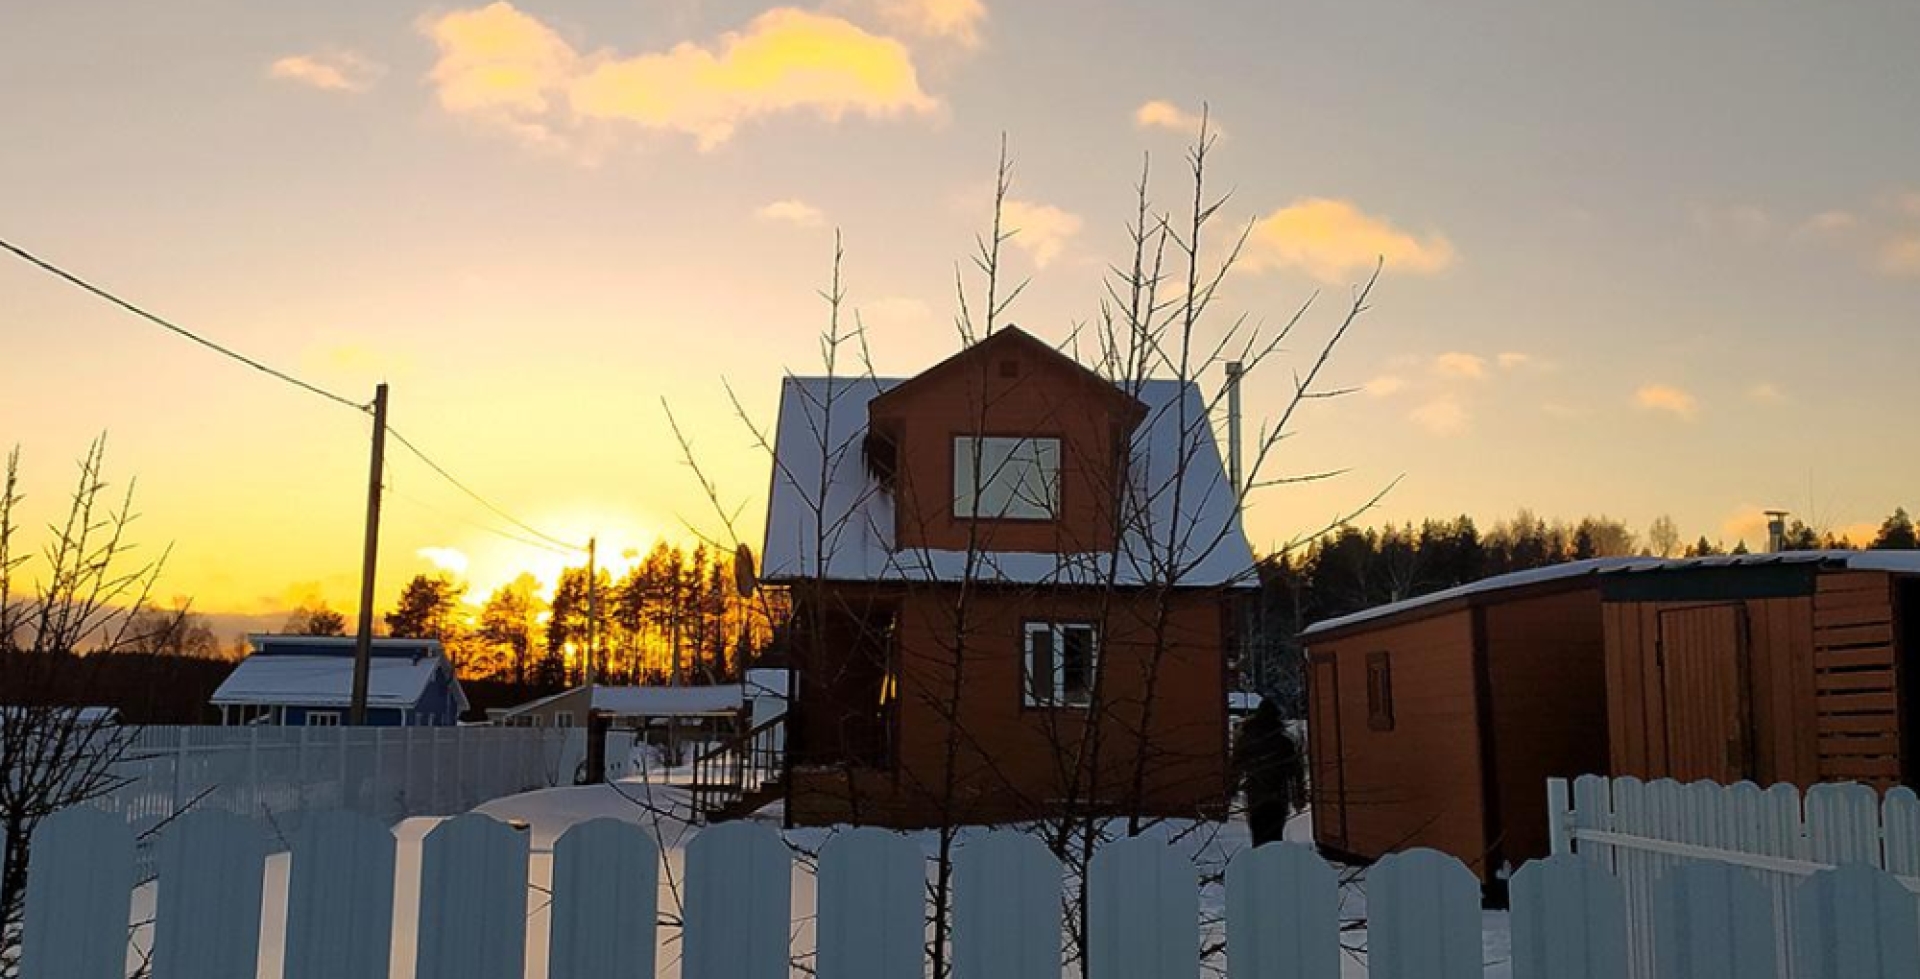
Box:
382;540;776;692
1243;507;1920;714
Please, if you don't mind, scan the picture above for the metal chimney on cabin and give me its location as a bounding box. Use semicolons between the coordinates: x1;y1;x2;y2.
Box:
1225;361;1244;496
1765;510;1790;552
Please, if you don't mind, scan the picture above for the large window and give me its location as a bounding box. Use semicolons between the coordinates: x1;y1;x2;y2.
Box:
305;711;341;727
953;436;1061;520
1025;622;1099;707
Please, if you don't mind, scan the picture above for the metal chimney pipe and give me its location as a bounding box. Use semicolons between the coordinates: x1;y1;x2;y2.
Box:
1224;361;1244;496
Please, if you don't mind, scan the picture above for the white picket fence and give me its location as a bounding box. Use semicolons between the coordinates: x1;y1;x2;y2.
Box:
7;806;1920;978
85;726;634;876
1548;774;1920;979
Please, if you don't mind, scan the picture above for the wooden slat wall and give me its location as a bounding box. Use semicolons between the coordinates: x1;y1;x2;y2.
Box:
1813;571;1901;788
1604;596;1818;787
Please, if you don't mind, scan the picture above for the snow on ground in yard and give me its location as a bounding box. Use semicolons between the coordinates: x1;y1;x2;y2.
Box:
123;772;1513;977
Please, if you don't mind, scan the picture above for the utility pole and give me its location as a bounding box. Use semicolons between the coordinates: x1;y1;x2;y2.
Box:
585;536;598;688
349;383;389;726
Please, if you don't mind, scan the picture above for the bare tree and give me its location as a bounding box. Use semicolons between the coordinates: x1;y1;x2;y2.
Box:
0;439;171;975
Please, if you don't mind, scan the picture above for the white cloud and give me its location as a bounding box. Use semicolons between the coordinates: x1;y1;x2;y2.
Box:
417;546;471;576
1409;399;1468;437
1634;383;1698;419
1796;210;1858;237
1748;382;1786;404
1363;375;1406;397
869;0;987;47
1434;352;1487;380
422;3;940;152
1002;198;1082;268
268;50;384;93
757;199;826;227
1242;198;1456;284
1134;99;1210;134
1496;352;1531;370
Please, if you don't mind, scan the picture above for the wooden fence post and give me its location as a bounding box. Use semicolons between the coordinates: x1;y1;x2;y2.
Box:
817;827;926;979
1224;842;1338;979
1368;848;1481;979
1510;854;1627;979
1088;836;1198;979
953;831;1060;979
548;818;660;979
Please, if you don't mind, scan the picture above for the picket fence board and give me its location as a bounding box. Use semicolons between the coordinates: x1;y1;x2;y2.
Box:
1881;787;1920;877
1793;863;1920;979
1510;855;1627;979
1224;842;1339;979
683;820;790;979
816;828;926;979
152;809;266;979
548;818;659;979
1572;775;1614;869
282;810;396;979
1651;862;1776;979
1368;848;1480;979
952;830;1060;979
1804;783;1882;867
1089;835;1198;979
413;814;530;979
17;807;133;979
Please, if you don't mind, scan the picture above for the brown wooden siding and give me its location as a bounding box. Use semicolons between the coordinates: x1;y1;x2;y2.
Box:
1307;610;1488;875
1814;571;1901;787
1604;595;1818;787
1481;588;1610;868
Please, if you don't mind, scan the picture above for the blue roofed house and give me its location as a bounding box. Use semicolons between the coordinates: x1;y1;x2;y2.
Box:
211;635;469;726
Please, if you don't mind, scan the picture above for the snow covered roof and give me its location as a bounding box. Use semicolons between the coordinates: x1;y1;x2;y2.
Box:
212;651;466;712
761;375;1257;588
504;684;748;718
1300;550;1920;638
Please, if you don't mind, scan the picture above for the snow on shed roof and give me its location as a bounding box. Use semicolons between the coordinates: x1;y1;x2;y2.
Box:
1300;550;1920;638
760;375;1256;588
212;652;465;712
503;684;748;718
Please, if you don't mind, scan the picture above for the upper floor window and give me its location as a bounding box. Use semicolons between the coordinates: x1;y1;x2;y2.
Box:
1025;622;1098;707
1366;651;1395;731
953;436;1060;520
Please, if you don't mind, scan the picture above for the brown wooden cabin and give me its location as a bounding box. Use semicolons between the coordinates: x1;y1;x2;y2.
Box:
1300;560;1617;883
1599;552;1920;791
760;327;1254;828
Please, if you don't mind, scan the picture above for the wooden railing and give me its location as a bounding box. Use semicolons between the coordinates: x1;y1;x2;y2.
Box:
688;712;785;819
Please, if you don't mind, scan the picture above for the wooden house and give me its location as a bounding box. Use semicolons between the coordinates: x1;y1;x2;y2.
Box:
211;635;468;726
1301;551;1920;883
757;327;1255;828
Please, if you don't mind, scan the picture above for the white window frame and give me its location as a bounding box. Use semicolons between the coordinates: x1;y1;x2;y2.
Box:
553;711;576;728
305;710;342;727
1023;622;1099;708
953;436;1061;520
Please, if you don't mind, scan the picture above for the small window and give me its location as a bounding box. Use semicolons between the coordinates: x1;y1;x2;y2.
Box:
1366;652;1394;731
954;436;1061;520
306;711;342;727
553;712;576;728
1025;622;1098;707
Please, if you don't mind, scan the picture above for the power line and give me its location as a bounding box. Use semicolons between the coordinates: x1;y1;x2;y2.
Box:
0;236;369;413
384;479;579;558
384;426;588;554
2;233;587;557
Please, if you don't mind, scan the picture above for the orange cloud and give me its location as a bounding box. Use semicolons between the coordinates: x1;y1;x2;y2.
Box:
1877;236;1920;277
1243;198;1455;284
870;0;987;47
1409;399;1468;436
1002;198;1082;268
1434;352;1487;380
1363;375;1406;397
1634;383;1698;419
268;50;384;93
1134;99;1209;134
422;4;940;151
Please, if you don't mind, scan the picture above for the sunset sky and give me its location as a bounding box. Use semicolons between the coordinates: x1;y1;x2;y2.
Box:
4;0;1919;628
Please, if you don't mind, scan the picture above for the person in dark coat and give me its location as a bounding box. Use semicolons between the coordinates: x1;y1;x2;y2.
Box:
1232;698;1305;847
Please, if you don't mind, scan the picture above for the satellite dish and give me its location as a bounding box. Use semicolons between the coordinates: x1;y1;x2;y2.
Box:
734;543;758;597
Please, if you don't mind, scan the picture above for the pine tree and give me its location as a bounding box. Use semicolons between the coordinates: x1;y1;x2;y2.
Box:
1870;507;1919;550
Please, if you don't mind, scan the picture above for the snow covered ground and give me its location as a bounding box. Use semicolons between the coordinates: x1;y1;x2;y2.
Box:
122;768;1515;977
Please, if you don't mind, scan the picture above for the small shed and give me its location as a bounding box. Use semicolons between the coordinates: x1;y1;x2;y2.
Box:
211;635;468;726
1598;551;1920;790
1300;559;1624;882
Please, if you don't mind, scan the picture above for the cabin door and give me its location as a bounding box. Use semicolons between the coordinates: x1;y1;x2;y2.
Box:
1658;605;1753;783
1309;653;1347;848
